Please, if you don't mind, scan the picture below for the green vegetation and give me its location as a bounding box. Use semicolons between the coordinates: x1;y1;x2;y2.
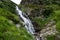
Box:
0;0;16;13
0;7;34;40
56;21;60;32
55;11;60;32
0;0;34;40
0;0;60;40
46;35;56;40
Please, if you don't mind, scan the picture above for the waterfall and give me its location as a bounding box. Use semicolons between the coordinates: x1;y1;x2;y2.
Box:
11;0;35;34
16;6;35;34
11;0;40;40
16;6;40;40
16;6;41;40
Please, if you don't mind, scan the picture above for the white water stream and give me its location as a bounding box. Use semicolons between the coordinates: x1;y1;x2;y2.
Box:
16;6;35;34
11;0;40;40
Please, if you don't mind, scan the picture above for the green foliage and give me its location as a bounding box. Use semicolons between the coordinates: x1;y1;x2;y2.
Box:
32;16;53;29
0;0;16;13
32;18;45;28
56;21;60;32
53;10;60;33
46;35;56;40
43;6;53;18
54;11;60;21
46;4;60;11
0;16;33;40
0;8;19;24
0;6;34;40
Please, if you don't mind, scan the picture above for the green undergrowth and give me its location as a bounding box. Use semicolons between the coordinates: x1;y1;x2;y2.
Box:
0;7;34;40
32;13;54;29
46;35;56;40
55;10;60;33
0;0;16;13
0;8;20;24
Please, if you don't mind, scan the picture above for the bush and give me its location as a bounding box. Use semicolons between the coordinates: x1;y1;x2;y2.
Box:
46;35;56;40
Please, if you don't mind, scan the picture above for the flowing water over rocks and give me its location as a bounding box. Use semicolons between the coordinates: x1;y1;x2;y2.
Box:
11;0;41;40
16;6;35;34
16;6;41;40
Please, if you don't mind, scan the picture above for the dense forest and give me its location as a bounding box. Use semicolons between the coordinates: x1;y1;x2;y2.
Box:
0;0;60;40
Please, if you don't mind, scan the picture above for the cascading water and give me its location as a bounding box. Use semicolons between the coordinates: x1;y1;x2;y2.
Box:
11;0;40;40
16;7;41;40
16;6;35;34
